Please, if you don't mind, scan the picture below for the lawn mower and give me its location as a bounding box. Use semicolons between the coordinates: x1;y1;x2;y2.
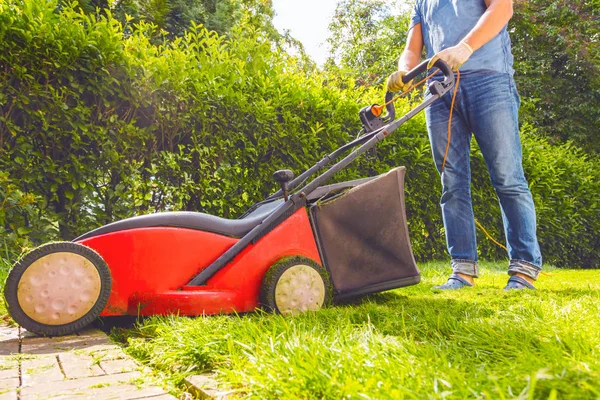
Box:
4;59;455;336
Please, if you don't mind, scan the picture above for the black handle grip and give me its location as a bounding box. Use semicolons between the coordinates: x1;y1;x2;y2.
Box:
402;58;453;84
273;169;294;183
383;58;454;125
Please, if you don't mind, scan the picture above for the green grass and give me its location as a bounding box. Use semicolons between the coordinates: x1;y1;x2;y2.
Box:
111;262;600;399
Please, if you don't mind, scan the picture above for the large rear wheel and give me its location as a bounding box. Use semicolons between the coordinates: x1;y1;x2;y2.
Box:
260;256;331;315
4;242;112;336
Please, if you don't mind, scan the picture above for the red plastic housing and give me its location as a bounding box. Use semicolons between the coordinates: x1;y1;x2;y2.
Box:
76;208;321;316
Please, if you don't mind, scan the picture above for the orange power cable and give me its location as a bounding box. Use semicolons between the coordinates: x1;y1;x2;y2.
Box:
441;70;460;171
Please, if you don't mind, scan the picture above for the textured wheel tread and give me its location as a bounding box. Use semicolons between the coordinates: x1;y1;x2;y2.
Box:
259;256;332;314
3;242;112;336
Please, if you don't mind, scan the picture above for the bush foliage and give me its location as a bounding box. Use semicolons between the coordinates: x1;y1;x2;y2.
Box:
0;0;598;268
511;0;600;153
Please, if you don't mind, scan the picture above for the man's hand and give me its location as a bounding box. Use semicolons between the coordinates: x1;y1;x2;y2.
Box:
387;70;413;93
428;41;474;71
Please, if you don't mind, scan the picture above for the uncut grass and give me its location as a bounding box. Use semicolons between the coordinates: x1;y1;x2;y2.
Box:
118;262;599;399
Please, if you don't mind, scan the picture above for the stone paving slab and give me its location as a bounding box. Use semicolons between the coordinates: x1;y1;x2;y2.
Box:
0;377;18;391
0;325;180;400
0;340;19;357
20;370;161;399
21;335;115;356
184;374;231;400
58;352;106;379
0;391;17;400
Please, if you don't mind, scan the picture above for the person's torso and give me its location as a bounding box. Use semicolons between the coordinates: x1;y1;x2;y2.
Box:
415;0;514;74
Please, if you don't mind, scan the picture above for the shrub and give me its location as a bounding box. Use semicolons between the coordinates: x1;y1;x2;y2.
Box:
0;172;57;259
0;0;598;268
521;129;600;268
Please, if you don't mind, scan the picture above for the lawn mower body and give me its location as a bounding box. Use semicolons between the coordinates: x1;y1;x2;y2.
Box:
5;59;455;335
75;166;417;317
75;207;321;316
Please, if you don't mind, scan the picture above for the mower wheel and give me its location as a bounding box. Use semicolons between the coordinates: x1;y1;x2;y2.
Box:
260;256;331;315
4;242;112;336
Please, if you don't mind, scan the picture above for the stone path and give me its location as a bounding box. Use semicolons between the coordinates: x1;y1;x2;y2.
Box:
0;325;178;400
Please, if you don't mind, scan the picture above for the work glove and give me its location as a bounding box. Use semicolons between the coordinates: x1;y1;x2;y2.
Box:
428;41;474;71
386;70;412;93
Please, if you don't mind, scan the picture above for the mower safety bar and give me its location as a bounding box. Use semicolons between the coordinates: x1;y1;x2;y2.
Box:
403;58;453;84
187;59;455;286
266;58;454;202
380;58;452;133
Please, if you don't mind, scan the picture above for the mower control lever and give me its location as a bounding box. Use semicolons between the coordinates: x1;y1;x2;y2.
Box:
402;58;454;85
273;169;294;201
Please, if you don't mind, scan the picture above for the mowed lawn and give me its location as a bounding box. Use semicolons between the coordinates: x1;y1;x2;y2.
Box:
1;258;598;398
106;262;600;399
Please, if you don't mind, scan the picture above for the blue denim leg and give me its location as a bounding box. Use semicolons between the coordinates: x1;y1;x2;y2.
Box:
425;71;542;280
462;72;542;279
425;82;479;274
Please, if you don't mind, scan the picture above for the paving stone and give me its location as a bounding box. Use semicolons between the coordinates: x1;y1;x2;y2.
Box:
89;384;169;400
0;368;19;380
0;340;19;356
0;327;19;342
100;357;138;375
23;384;169;400
20;371;139;398
0;378;19;391
22;335;116;356
135;394;179;399
185;374;231;399
22;356;65;385
87;347;128;361
0;357;19;380
75;328;110;340
0;390;17;400
58;352;106;379
1;324;174;399
0;357;18;368
19;370;168;400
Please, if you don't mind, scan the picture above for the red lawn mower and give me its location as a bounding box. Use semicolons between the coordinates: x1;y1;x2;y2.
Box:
4;60;455;336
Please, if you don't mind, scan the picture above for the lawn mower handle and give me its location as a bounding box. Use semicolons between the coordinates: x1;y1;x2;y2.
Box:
383;58;453;126
190;60;455;286
403;58;453;83
265;59;455;203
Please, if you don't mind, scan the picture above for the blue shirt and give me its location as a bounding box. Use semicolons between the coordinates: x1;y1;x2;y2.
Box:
410;0;514;75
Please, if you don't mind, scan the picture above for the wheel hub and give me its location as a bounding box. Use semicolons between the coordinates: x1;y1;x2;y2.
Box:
275;264;325;315
17;252;102;325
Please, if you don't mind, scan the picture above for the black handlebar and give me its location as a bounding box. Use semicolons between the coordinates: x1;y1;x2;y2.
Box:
368;59;454;134
381;58;455;123
402;58;454;84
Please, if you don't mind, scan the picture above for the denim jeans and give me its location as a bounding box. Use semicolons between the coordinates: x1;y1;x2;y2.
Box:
425;71;542;279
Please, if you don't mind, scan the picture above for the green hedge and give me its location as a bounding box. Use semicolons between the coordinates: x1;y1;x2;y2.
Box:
0;0;598;268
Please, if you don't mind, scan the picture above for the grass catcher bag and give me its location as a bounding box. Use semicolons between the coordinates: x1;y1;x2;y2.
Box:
310;167;420;299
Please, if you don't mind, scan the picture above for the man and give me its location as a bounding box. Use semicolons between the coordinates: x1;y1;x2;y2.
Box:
387;0;542;290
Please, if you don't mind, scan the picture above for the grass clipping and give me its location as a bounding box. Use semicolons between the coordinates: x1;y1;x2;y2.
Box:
115;262;600;399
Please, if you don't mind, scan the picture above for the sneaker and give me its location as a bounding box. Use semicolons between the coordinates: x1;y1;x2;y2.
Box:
432;273;473;290
504;275;536;290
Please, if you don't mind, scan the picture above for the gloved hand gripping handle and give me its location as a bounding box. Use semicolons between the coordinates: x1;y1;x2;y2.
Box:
384;58;455;122
402;58;454;83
